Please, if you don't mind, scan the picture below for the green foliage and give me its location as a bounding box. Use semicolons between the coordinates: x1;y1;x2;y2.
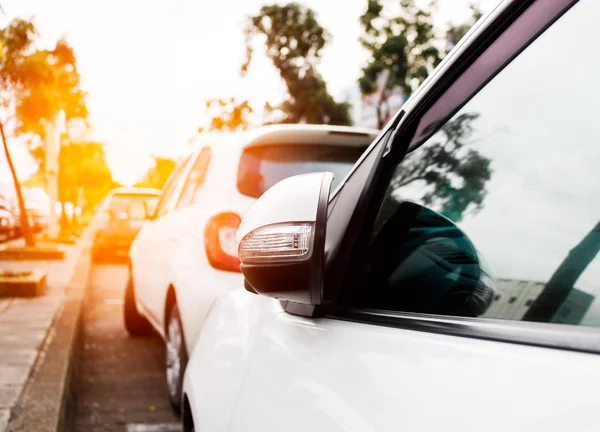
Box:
446;5;483;51
58;140;116;214
390;113;492;222
14;39;88;135
0;15;88;244
359;0;440;97
135;156;176;190
0;18;87;150
358;0;482;128
243;3;351;125
198;98;253;132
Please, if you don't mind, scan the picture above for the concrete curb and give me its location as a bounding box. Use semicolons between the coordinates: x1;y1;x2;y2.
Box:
6;235;92;432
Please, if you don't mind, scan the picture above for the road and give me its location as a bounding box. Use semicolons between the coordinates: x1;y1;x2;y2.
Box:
73;262;180;432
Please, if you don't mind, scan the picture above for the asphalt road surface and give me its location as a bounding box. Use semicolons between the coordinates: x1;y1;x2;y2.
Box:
73;261;180;432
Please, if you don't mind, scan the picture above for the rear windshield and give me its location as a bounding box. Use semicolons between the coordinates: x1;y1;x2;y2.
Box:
106;194;159;216
237;145;366;198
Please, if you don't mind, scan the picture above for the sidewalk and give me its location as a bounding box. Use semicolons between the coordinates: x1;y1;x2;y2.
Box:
0;241;83;431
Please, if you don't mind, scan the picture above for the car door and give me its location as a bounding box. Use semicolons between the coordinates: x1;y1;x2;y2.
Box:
228;1;600;430
132;154;194;325
160;147;215;341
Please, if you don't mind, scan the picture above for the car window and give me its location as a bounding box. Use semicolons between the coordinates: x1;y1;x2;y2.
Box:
353;1;600;327
177;147;212;209
237;145;366;199
106;194;159;218
155;155;192;218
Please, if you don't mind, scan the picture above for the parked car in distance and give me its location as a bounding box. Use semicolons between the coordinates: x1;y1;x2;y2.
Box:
182;1;600;431
0;186;49;234
21;187;50;232
0;208;16;239
126;124;379;412
91;188;160;262
0;195;18;238
0;195;12;213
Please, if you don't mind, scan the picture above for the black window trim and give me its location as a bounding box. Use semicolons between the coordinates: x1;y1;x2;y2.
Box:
327;0;591;354
331;309;600;355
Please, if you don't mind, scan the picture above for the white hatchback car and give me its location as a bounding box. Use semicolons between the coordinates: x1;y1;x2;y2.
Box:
125;124;379;411
182;1;600;431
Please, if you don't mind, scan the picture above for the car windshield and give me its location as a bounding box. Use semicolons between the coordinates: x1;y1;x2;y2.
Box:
237;144;366;198
106;194;158;216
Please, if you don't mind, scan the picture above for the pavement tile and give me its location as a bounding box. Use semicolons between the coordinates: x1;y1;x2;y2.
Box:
0;332;46;349
0;366;30;386
0;349;37;366
0;386;21;409
0;241;82;425
0;409;9;432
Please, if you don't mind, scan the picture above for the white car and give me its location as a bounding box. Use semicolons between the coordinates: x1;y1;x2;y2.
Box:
126;124;379;411
182;1;600;431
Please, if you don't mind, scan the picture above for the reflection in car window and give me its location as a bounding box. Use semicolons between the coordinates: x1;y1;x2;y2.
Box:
358;1;600;327
237;145;366;198
177;147;212;209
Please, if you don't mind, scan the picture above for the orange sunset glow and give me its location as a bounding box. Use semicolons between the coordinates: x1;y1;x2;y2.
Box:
1;0;490;186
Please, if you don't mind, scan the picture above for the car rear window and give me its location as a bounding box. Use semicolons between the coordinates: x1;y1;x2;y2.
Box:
237;145;366;198
106;194;159;216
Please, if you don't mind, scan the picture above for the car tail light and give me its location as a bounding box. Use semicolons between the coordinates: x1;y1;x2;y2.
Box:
205;212;242;272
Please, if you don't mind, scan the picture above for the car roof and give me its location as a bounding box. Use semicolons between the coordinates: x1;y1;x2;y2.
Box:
110;187;160;196
189;124;381;152
243;124;380;149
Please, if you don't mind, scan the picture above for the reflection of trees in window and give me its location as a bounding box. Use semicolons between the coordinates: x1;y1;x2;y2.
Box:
524;221;600;322
390;113;492;222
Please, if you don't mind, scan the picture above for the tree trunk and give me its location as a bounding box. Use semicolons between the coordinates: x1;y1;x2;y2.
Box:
524;221;600;322
0;120;35;246
377;89;388;130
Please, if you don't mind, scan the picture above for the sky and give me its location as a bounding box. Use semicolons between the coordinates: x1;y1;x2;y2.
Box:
2;0;498;186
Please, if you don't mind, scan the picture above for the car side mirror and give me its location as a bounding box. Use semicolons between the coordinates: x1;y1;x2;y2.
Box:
236;172;333;310
127;201;148;221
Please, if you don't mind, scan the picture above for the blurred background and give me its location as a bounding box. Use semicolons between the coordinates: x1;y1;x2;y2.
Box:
0;0;496;241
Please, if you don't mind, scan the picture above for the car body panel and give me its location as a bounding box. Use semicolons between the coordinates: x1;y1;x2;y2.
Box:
200;294;598;432
183;289;269;432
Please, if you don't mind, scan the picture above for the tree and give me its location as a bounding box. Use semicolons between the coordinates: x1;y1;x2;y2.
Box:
524;221;600;323
445;4;483;51
242;3;351;126
58;140;116;216
0;17;87;245
0;19;37;245
135;156;176;190
197;98;253;133
387;113;492;222
358;0;482;128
